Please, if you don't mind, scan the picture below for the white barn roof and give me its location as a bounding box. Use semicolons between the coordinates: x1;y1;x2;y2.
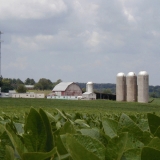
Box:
25;85;34;88
83;92;93;95
52;82;73;91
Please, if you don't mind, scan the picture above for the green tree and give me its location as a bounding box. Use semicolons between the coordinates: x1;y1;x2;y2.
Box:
34;78;53;90
24;78;36;85
1;78;14;92
53;79;62;87
0;75;3;87
150;92;158;98
16;78;24;85
17;84;27;93
103;88;112;94
82;88;86;93
11;78;17;89
34;83;43;90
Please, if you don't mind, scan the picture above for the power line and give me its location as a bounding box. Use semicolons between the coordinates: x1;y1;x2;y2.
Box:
0;31;3;77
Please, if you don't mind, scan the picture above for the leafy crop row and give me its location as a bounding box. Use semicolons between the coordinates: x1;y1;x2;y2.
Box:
0;108;160;160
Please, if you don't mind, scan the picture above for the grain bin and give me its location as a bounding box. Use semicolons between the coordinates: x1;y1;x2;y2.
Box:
137;71;149;103
116;72;126;101
87;82;94;93
126;72;137;102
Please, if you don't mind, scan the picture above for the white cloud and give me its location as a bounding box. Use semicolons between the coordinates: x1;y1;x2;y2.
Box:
4;57;28;70
1;0;160;85
87;31;100;47
0;0;67;19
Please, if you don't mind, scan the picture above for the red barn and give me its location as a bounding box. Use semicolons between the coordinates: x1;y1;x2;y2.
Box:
52;82;82;96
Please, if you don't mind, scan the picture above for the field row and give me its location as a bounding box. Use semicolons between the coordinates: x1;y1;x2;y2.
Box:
0;98;160;118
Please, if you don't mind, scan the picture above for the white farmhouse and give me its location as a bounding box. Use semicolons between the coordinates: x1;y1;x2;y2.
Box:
12;92;45;98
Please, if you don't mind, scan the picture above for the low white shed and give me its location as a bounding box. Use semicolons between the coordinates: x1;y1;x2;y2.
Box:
82;92;96;100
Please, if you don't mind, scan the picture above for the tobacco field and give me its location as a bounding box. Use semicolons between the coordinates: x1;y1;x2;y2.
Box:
0;107;160;160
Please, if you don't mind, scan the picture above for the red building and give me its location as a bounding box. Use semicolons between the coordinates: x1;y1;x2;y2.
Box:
52;82;82;96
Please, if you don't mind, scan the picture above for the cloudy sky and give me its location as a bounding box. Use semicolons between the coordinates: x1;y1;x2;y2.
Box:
0;0;160;85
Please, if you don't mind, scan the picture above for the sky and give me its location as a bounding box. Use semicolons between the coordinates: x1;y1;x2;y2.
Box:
0;0;160;85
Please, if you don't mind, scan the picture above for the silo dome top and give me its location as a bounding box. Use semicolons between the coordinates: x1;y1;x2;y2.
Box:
87;81;93;84
117;72;125;77
138;71;148;76
127;72;136;77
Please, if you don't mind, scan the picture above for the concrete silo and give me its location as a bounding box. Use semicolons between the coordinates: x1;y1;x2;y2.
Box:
126;72;137;102
137;71;149;103
87;82;94;93
116;72;126;101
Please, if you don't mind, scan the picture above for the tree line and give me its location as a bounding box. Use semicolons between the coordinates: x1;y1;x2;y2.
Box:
0;77;62;93
0;77;159;97
77;82;160;98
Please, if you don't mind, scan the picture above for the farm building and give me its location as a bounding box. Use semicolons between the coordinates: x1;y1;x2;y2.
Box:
82;92;96;100
12;92;45;98
96;92;116;100
47;82;82;99
81;82;96;100
0;90;16;98
25;85;34;90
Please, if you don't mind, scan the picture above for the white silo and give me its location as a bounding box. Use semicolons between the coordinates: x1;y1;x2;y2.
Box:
126;72;137;102
138;71;149;103
87;82;93;93
116;72;126;101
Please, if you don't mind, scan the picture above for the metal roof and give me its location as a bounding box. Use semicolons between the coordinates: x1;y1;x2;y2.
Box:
25;85;34;88
83;92;96;95
52;82;73;91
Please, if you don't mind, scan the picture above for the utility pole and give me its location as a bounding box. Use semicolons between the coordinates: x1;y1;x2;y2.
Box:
0;31;3;77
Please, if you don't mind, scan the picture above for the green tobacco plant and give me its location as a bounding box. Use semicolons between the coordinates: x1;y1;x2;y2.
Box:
2;108;57;160
1;108;160;159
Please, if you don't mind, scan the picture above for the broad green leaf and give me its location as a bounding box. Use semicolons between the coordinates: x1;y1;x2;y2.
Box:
102;117;118;138
141;147;160;160
14;122;24;135
39;108;54;152
125;133;144;150
58;153;70;160
154;126;160;138
23;147;57;160
55;135;68;155
54;122;76;155
59;121;76;135
121;148;141;160
55;108;68;120
45;111;57;122
5;145;14;160
147;113;160;135
142;131;153;145
0;129;13;160
118;113;144;143
74;119;90;128
56;121;62;130
23;108;47;152
66;134;105;160
80;128;108;146
105;132;128;160
148;137;160;150
137;118;150;132
5;123;27;158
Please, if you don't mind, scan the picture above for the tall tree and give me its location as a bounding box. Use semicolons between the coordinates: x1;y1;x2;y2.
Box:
24;78;36;85
17;84;27;93
53;79;62;87
1;78;14;92
35;78;53;90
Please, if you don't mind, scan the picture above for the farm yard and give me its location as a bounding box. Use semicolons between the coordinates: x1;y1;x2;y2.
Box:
1;98;160;159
